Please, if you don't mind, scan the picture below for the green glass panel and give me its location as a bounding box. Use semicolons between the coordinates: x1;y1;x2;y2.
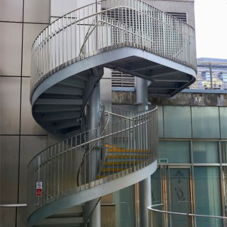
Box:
192;107;220;138
193;141;219;163
158;106;164;138
159;141;190;163
220;108;227;138
114;185;135;227
221;142;227;163
151;169;162;227
194;167;222;227
164;106;191;138
223;167;227;217
168;168;191;227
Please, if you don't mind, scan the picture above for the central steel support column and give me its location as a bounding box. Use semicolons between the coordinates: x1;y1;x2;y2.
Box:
135;77;152;227
86;82;101;227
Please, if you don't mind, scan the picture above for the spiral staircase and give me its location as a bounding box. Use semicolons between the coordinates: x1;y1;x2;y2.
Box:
27;0;196;226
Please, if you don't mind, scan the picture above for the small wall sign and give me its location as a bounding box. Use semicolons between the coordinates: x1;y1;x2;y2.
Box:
36;182;42;197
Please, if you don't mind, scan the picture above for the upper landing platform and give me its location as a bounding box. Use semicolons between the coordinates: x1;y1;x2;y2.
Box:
30;0;197;137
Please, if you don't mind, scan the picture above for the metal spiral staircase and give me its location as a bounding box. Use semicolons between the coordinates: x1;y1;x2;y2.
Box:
28;0;196;226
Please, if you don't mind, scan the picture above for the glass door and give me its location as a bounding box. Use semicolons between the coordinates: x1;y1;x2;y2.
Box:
167;167;192;227
151;166;193;227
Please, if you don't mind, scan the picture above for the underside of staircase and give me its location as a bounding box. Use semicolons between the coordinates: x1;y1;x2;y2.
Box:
27;0;196;226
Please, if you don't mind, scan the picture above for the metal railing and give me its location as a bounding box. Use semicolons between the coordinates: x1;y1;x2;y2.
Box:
27;104;158;216
148;204;227;227
30;0;196;97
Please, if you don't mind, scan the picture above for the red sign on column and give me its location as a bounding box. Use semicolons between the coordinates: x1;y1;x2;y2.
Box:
36;182;42;197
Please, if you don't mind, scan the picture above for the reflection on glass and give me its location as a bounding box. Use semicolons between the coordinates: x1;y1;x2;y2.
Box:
169;168;191;227
159;141;190;163
194;167;222;227
151;169;162;227
221;142;227;163
193;141;219;163
223;167;227;218
114;185;135;227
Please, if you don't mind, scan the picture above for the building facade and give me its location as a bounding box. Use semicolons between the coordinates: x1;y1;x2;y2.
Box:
3;1;223;227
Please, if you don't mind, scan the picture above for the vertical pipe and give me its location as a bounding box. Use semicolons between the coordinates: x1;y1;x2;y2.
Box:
86;81;101;227
136;76;151;227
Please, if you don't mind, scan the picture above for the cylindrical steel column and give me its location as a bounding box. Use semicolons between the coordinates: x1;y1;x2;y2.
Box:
135;77;152;227
86;82;101;227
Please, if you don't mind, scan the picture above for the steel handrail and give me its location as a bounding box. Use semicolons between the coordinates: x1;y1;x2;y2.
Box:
148;204;227;227
28;105;158;217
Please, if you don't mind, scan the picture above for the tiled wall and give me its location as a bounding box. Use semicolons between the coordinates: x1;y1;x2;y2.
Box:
0;1;50;226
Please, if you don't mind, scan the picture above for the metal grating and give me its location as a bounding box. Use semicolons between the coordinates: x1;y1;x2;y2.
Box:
166;12;187;23
111;70;135;87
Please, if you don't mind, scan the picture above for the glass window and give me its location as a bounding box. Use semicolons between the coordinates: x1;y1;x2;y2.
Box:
193;141;219;163
221;141;227;163
220;108;227;138
194;167;222;227
114;185;135;227
163;106;191;138
223;167;227;217
159;141;190;163
192;107;220;138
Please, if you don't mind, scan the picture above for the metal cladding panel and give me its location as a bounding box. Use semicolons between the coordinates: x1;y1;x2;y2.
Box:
0;0;23;22
0;136;19;203
0;23;22;76
24;0;50;23
0;208;17;227
0;77;20;134
23;24;49;77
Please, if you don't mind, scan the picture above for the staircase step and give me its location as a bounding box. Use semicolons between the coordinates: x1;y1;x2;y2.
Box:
45;86;83;96
106;155;152;159
42;112;81;122
59;78;86;89
34;105;82;113
36;99;83;106
35;217;83;226
104;161;142;166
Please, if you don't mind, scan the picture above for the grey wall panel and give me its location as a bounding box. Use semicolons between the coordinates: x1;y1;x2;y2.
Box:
19;136;47;203
17;206;28;227
0;23;22;76
0;0;23;22
220;107;227;139
192;107;220;138
0;77;20;134
164;106;191;138
24;0;50;23
50;0;95;17
0;136;19;204
21;78;47;135
22;24;48;77
0;208;16;227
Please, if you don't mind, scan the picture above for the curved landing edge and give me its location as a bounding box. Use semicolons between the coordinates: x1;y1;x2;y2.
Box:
31;46;196;105
28;160;157;226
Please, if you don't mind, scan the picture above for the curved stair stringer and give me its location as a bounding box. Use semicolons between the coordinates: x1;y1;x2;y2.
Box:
32;46;196;105
28;160;157;226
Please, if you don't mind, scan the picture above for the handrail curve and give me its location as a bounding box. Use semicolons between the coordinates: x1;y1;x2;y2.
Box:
148;204;227;227
30;0;196;99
